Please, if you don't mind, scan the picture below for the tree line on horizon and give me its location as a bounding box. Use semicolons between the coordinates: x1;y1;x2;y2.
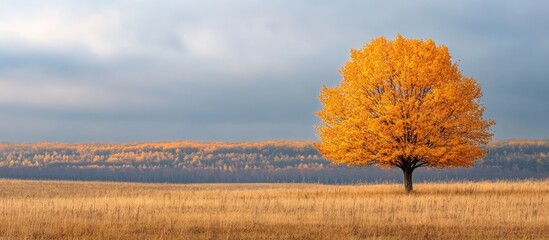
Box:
0;140;547;183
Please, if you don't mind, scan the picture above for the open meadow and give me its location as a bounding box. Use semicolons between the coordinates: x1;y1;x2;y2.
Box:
0;179;547;239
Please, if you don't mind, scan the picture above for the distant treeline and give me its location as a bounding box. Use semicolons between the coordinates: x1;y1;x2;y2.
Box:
0;140;547;183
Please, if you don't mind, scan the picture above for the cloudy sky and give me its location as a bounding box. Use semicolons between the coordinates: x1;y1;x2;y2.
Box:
0;0;547;142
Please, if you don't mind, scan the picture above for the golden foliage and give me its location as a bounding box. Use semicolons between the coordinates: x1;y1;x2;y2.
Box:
316;35;495;169
0;140;324;170
0;179;547;239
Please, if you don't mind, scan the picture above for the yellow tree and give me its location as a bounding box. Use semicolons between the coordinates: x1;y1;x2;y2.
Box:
315;35;495;192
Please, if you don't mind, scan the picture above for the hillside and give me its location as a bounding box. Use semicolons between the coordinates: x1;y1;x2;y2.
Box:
0;140;547;183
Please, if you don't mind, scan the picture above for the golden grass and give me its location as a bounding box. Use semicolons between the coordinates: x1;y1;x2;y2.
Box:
0;179;547;239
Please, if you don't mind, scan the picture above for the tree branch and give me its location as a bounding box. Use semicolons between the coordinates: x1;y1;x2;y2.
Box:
412;161;428;169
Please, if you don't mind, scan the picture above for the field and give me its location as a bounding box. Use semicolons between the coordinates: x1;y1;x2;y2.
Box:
0;179;547;239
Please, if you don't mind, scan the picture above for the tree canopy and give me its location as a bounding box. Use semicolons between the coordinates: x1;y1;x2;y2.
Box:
315;35;495;192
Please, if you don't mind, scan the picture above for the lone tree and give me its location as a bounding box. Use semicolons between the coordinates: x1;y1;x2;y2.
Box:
315;35;494;193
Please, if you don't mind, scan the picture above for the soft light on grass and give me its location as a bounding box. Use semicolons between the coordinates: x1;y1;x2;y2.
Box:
0;179;547;239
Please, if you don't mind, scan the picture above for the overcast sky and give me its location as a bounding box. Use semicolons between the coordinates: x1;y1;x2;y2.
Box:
0;0;547;142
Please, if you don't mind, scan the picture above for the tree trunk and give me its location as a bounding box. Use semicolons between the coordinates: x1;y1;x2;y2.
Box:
402;168;414;193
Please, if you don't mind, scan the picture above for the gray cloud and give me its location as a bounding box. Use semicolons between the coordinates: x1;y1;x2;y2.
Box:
0;0;547;142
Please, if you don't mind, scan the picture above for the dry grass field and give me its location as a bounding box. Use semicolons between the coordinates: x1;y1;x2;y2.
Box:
0;179;547;239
